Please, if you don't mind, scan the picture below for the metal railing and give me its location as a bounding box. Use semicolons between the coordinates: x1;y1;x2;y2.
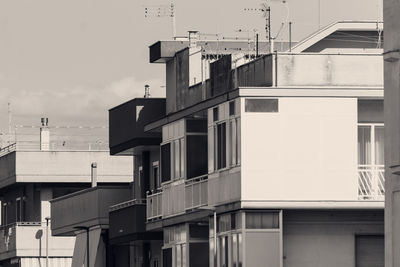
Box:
109;199;146;212
358;165;385;200
146;191;163;220
0;143;16;157
185;175;208;210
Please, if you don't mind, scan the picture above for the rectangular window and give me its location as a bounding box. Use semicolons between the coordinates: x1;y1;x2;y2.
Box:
229;101;235;116
2;203;7;225
358;124;384;165
153;162;160;190
161;143;171;182
245;212;280;229
358;126;371;165
213;107;219;122
245;98;278;113
375;126;384;165
16;197;24;222
174;140;180;179
217;123;226;169
230;119;237;166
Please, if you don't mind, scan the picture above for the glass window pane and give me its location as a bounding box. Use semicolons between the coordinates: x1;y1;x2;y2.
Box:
180;139;185;178
176;245;182;267
375;126;384;165
238;233;243;267
210;238;215;267
208;127;214;173
232;234;237;267
245;99;278;112
175;140;180;179
358;126;371;165
182;244;186;267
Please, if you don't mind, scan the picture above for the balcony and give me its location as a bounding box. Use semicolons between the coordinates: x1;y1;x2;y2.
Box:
358;165;385;200
109;199;161;244
147;191;163;220
109;98;166;155
185;175;208;210
0;222;75;261
51;186;131;236
0;149;132;189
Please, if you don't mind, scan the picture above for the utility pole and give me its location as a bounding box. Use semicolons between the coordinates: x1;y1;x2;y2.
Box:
45;217;50;267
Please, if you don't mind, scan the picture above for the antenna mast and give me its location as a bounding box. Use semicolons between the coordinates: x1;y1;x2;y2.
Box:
144;3;176;39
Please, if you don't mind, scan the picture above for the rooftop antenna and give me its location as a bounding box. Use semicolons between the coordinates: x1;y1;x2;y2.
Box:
144;3;176;39
244;3;271;44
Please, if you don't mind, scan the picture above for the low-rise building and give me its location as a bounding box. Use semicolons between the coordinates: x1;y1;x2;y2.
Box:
0;121;132;267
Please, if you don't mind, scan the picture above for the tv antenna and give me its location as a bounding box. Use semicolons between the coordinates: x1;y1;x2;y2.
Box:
244;3;271;43
144;3;176;39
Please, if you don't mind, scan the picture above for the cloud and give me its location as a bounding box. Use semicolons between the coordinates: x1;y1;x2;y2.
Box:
0;76;166;131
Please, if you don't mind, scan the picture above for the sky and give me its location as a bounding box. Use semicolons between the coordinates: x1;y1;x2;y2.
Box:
0;0;383;135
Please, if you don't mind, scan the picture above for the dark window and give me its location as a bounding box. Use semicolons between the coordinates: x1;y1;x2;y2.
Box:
161;144;171;182
213;107;219;122
229;101;235;116
217;123;226;169
186;119;207;133
153;164;160;190
16;198;23;222
245;99;278;113
2;203;7;225
246;212;279;229
189;224;209;239
162;248;173;267
187;135;208;179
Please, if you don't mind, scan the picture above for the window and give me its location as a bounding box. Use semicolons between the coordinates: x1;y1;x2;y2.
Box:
245;98;278;113
153;162;160;190
358;124;384;165
16;197;24;222
161;144;171;182
229;101;235;116
245;212;279;229
217;123;226;169
213;107;219;122
2;202;7;225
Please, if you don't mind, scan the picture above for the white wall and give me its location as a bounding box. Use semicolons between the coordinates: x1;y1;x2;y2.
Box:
14;151;133;184
241;97;358;201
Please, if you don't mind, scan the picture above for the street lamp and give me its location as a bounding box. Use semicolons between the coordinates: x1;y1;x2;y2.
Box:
45;217;51;267
198;206;217;267
74;226;90;267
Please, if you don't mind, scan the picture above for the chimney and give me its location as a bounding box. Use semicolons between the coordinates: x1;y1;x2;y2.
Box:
188;31;199;48
91;162;97;187
40;118;49;151
144;85;150;98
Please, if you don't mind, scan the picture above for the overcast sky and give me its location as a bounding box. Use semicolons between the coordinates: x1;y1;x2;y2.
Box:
0;0;382;134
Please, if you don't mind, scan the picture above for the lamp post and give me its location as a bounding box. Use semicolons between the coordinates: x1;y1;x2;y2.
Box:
198;206;217;267
45;217;50;267
74;226;90;267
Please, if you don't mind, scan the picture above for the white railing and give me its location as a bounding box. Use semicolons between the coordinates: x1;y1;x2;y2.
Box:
185;175;208;210
146;191;163;220
358;165;384;200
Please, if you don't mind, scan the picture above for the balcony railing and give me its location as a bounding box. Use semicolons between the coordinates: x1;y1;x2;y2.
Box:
147;191;163;220
185;175;208;210
358;165;385;200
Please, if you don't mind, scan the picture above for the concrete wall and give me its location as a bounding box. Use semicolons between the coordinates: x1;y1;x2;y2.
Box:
0;223;75;261
241;97;358;201
276;54;383;87
283;210;383;267
0;151;133;187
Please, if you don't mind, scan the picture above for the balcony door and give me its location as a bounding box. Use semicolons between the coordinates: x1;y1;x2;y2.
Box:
358;124;384;199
